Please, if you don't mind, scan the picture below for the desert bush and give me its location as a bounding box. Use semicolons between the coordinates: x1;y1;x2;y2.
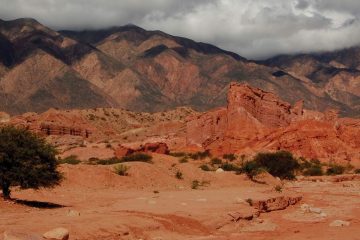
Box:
113;164;130;176
170;152;187;157
355;169;360;174
121;153;153;163
0;126;62;199
189;150;211;160
200;164;211;171
210;158;222;165
58;155;81;165
274;185;283;193
192;180;200;189
96;157;122;165
300;159;324;176
245;198;253;206
326;164;345;176
252;151;300;180
223;153;236;161
220;162;240;172
179;157;189;163
175;170;183;179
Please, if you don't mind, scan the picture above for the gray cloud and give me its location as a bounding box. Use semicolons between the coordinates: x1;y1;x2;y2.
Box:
0;0;360;59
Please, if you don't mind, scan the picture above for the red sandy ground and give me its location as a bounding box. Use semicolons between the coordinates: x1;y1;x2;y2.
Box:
1;154;360;240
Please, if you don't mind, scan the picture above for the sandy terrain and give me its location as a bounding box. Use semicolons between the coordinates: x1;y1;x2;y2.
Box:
1;154;360;240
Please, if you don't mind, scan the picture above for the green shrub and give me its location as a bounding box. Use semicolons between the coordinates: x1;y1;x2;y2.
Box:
121;153;152;163
179;157;189;163
299;158;324;176
170;152;187;157
192;180;200;189
245;198;253;206
220;163;240;172
326;164;345;176
96;157;122;165
189;150;211;160
200;164;211;171
303;165;324;176
176;171;183;179
242;161;264;179
252;151;300;180
223;154;236;161
211;158;222;165
58;155;81;165
274;185;283;193
113;164;130;176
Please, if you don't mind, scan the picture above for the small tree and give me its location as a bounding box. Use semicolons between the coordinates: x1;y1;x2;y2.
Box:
0;126;62;199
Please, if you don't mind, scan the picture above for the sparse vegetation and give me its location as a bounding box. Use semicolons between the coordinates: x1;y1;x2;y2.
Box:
252;151;300;180
355;169;360;174
300;159;324;176
95;157;123;165
223;153;236;161
170;152;187;157
58;155;81;165
326;164;345;176
189;150;211;160
121;153;153;163
192;180;200;189
175;171;183;179
210;158;222;165
274;185;283;193
245;198;253;206
0;126;62;199
220;162;240;172
179;157;189;163
200;164;211;171
113;164;130;176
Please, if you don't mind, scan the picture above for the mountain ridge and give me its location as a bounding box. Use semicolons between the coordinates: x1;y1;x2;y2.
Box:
0;18;359;117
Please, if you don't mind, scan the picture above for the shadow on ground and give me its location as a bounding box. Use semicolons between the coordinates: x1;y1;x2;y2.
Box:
13;199;67;209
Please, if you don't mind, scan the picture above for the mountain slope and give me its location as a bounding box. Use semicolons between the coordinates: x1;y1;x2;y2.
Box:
0;18;359;116
263;48;360;116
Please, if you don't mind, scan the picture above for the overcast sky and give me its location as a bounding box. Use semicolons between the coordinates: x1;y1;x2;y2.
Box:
0;0;360;59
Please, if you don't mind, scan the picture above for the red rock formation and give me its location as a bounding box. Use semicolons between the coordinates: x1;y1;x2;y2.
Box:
10;109;95;138
185;83;360;166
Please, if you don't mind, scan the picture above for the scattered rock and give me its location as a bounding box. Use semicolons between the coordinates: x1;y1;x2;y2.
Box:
67;209;80;217
254;196;302;212
216;168;224;173
228;209;260;221
43;228;69;240
329;220;350;227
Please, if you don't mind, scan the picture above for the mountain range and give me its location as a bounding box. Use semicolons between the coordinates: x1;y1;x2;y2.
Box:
0;18;359;116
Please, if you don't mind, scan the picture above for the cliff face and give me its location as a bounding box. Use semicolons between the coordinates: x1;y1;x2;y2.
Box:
186;83;360;166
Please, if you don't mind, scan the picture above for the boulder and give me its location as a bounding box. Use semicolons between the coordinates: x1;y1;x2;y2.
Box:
43;228;69;240
114;145;135;158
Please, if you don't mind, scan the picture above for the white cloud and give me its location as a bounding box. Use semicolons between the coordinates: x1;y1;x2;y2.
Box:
0;0;359;59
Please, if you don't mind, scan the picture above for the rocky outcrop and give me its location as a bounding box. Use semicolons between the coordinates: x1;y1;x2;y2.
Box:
227;83;303;128
114;142;170;157
185;83;360;165
9;109;95;138
253;196;302;213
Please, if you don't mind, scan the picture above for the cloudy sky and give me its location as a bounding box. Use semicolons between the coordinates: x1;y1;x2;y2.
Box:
0;0;360;59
